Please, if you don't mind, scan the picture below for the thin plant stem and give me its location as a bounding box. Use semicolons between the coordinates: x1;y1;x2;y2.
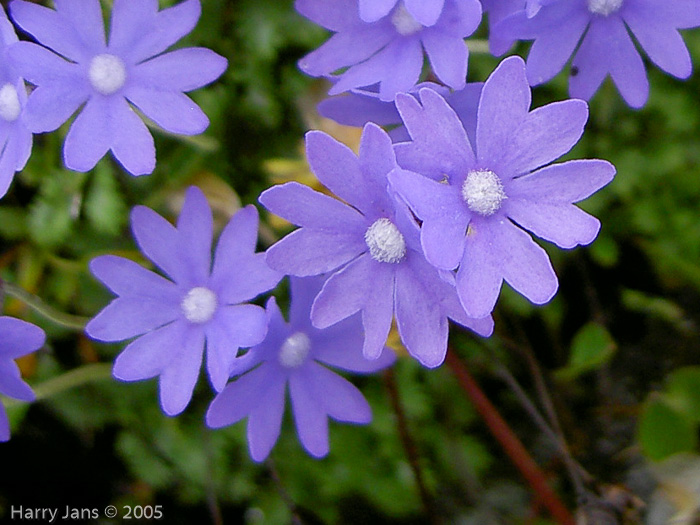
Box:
3;363;112;407
201;428;224;525
493;363;590;502
383;368;437;523
2;281;89;331
266;458;304;525
445;350;575;525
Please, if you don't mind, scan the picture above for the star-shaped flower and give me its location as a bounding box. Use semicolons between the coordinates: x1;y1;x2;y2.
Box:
296;0;481;101
86;187;282;416
0;316;45;441
260;123;493;367
9;0;227;175
492;0;700;107
206;276;395;461
389;56;615;318
0;5;32;198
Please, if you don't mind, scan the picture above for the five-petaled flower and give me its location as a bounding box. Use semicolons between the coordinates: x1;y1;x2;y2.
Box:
9;0;227;175
86;186;282;416
260;123;493;368
296;0;481;101
206;276;395;461
492;0;700;107
389;56;615;318
0;316;45;441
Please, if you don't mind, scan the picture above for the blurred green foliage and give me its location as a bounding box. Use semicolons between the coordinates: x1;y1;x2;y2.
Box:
0;1;699;524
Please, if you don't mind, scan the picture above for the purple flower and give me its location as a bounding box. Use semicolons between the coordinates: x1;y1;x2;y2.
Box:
260;123;493;367
296;0;481;101
492;0;700;107
0;316;45;441
318;81;483;144
8;0;227;175
0;5;32;198
86;187;282;416
206;276;395;461
388;56;615;318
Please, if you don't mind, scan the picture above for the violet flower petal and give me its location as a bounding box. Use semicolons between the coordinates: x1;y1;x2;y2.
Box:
311;254;373;329
89;255;180;302
311;362;372;423
85;296;180;341
289;369;329;458
265;227;366;277
125;88;208;136
158;326;205;416
247;370;286;462
112;321;186;381
176;186;214;285
132;47;228;92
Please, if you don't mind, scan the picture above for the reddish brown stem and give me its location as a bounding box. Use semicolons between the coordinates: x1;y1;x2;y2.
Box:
445;351;575;525
383;369;437;523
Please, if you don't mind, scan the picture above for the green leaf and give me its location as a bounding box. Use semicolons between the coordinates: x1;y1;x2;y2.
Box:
27;170;86;247
556;323;616;380
638;395;697;461
666;367;700;423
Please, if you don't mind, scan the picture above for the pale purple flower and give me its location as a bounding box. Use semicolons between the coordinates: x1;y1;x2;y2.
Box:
0;316;45;441
260;123;493;367
318;81;483;144
388;56;615;318
0;5;32;198
86;187;282;416
206;276;395;461
296;0;481;101
492;0;700;107
8;0;227;175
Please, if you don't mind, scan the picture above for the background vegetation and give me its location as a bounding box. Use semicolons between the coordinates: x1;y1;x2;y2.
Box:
1;0;700;523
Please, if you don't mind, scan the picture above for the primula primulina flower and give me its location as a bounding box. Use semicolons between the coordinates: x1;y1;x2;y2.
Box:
388;56;615;319
318;81;483;144
8;0;227;175
296;0;482;101
0;317;45;441
492;0;700;108
86;187;282;416
206;276;395;461
260;124;493;368
0;5;32;198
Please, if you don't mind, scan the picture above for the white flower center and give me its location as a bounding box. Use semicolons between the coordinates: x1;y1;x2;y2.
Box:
279;332;311;369
88;54;127;95
181;287;218;324
0;83;21;122
587;0;623;15
462;169;507;216
365;218;407;264
391;3;423;36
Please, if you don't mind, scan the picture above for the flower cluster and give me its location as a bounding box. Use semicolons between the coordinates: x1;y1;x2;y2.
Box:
296;0;482;100
11;0;700;469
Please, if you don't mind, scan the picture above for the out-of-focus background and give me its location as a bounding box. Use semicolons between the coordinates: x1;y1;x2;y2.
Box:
1;0;700;523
